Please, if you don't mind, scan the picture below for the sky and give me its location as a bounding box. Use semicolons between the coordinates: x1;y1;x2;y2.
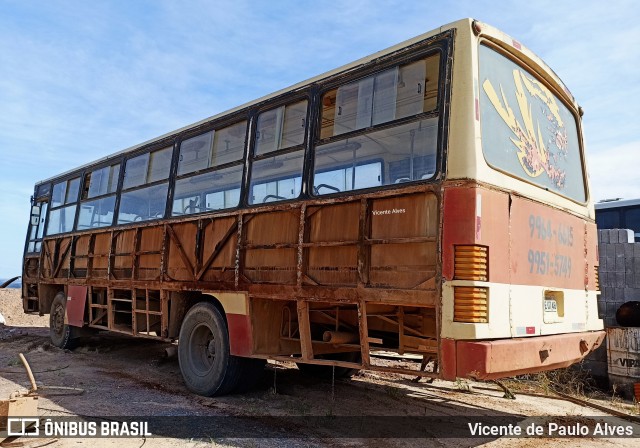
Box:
0;0;639;277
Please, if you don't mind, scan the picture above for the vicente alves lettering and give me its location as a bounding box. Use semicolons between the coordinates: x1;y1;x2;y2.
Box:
372;208;406;216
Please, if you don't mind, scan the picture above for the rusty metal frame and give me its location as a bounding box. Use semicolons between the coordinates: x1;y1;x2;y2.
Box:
21;28;456;380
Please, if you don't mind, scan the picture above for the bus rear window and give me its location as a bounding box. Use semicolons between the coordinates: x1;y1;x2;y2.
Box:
479;45;585;202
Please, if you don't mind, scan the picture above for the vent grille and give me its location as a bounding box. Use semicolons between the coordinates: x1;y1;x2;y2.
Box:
454;286;488;323
595;266;600;291
454;245;488;281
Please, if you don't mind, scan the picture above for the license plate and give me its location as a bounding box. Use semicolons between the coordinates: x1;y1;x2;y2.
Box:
544;299;557;313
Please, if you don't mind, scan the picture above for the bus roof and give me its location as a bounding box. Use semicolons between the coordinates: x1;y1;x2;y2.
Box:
36;17;573;186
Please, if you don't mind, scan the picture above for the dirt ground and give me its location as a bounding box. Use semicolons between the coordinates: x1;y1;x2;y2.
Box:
1;288;638;447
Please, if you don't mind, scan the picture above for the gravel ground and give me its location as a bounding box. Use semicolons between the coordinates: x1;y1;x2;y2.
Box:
1;288;638;447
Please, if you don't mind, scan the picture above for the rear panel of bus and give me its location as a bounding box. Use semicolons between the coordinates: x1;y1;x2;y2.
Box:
439;21;603;379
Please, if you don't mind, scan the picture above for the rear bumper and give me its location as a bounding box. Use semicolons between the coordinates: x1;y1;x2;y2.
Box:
445;331;606;380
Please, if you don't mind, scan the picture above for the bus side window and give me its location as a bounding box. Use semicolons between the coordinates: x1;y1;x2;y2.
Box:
248;100;308;205
27;200;48;252
77;164;120;230
314;162;382;194
314;118;438;194
46;177;80;235
172;121;247;216
249;154;304;204
117;146;172;224
320;53;440;140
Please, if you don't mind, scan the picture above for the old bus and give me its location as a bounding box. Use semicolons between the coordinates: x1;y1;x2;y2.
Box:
22;19;604;396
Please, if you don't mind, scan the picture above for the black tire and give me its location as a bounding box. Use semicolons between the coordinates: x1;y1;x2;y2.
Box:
297;351;361;379
178;302;264;396
49;292;77;349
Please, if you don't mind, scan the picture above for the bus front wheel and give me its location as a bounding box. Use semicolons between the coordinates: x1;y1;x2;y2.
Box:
49;292;77;349
178;302;265;396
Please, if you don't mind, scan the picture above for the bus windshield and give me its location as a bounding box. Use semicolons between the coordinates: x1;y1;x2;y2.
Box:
479;44;585;202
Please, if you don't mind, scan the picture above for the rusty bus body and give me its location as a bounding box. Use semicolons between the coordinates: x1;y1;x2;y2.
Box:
22;19;605;396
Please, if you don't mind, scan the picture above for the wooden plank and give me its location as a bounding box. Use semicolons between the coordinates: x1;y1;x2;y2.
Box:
357;300;370;367
371;314;427;338
296;300;314;361
357;199;371;287
398;307;405;355
364;236;437;245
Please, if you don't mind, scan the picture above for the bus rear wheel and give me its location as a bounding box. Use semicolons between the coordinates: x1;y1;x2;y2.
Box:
178;302;264;396
49;292;77;349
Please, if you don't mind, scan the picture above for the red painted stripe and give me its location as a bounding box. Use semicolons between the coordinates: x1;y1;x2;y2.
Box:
226;313;253;357
440;338;457;380
442;186;510;283
66;285;87;327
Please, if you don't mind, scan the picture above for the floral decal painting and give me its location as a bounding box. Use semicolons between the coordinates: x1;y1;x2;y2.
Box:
479;46;585;201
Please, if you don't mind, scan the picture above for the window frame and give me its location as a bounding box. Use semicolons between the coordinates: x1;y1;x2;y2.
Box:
45;175;83;236
116;140;175;226
76;161;123;231
171;114;250;217
25;195;50;254
477;40;588;205
246;93;312;207
310;40;450;198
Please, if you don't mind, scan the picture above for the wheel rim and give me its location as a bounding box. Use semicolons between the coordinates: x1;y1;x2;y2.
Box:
188;322;216;376
51;303;65;337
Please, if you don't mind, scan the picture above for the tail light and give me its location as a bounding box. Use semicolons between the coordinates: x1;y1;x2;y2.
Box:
453;245;489;323
454;245;488;281
454;287;488;323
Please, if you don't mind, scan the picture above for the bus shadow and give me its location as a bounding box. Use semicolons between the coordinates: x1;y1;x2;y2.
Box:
1;331;519;445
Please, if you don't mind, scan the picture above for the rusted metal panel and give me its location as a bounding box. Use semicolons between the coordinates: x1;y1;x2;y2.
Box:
198;217;237;282
307;201;360;286
509;195;585;289
167;224;195;280
32;183;443;377
369;193;438;289
456;331;605;380
138;227;163;281
442;186;510;283
243;210;299;285
72;234;91;278
439;338;457;380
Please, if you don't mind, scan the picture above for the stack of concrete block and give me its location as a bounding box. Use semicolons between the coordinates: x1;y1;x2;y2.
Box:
583;229;635;384
597;228;637;328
